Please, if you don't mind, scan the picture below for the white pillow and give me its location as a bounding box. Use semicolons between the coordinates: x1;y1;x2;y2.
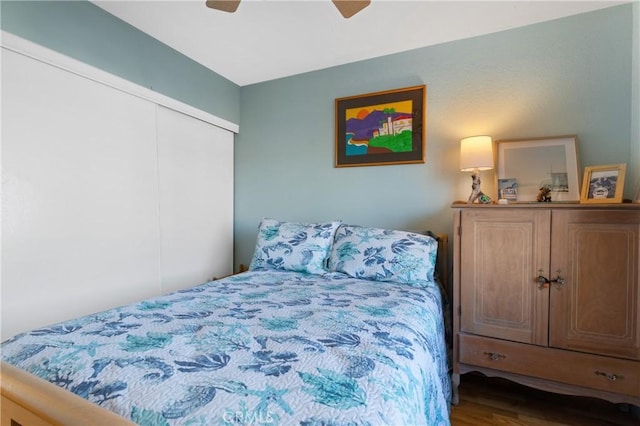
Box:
249;218;342;275
328;224;438;285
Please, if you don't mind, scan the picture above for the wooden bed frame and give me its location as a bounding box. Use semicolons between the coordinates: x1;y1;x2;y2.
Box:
1;233;450;425
1;362;134;425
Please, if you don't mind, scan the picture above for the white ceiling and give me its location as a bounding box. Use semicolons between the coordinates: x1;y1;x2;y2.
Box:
93;0;627;86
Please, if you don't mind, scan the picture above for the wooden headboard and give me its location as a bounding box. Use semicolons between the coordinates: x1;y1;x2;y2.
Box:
435;233;449;300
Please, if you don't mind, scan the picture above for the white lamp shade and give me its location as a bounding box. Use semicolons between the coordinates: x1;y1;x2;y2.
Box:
460;135;494;171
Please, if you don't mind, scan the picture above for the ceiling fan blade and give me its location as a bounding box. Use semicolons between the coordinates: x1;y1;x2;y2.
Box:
205;0;241;13
332;0;371;19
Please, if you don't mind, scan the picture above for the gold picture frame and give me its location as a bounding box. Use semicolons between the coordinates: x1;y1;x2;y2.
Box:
580;163;626;204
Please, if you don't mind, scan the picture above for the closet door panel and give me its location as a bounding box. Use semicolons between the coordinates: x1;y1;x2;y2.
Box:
1;49;160;338
157;106;233;293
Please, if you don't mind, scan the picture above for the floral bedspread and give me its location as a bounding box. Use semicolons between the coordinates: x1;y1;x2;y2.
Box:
2;270;450;425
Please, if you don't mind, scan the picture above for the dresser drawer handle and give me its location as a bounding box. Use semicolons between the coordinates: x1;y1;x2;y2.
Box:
594;370;624;381
483;351;506;361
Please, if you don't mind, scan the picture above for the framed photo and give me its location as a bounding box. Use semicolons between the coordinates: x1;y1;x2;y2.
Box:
495;136;580;202
498;178;518;201
335;85;425;167
580;163;626;204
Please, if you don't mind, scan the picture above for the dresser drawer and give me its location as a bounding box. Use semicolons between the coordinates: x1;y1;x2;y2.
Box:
459;334;640;397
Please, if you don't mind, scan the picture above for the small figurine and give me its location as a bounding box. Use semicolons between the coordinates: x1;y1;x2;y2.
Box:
537;185;552;202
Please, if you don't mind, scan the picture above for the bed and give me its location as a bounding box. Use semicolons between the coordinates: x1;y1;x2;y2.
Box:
1;220;451;425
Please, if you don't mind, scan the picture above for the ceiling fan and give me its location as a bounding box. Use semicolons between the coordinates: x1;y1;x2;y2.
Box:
205;1;371;19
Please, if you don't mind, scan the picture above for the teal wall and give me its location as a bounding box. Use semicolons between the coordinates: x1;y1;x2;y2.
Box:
0;1;240;124
1;1;637;270
235;4;638;268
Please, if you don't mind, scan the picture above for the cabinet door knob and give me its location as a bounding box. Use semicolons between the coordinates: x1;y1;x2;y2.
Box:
535;270;565;289
536;269;550;289
549;274;565;286
536;274;550;289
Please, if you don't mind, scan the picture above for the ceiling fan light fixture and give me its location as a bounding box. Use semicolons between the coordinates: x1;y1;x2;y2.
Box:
205;0;241;13
332;0;371;19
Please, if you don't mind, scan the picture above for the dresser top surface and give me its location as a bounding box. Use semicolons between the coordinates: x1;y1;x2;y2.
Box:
451;201;640;210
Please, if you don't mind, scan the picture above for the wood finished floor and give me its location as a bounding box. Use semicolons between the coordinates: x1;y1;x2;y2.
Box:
450;373;639;426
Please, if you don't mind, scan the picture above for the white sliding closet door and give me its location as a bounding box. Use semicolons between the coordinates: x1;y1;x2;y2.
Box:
1;38;236;340
1;49;161;338
157;106;234;293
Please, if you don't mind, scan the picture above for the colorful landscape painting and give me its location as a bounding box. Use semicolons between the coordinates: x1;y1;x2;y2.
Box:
335;85;425;167
345;100;413;156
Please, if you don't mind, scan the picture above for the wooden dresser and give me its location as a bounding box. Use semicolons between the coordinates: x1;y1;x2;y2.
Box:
451;203;639;407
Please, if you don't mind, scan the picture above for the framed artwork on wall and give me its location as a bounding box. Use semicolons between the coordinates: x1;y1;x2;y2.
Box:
335;85;425;167
494;135;581;202
580;163;626;204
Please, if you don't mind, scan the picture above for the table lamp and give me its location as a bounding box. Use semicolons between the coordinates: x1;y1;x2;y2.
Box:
460;135;494;203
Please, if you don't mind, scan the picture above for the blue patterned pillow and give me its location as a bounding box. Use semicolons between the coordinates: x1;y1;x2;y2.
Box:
328;225;438;285
249;218;342;274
